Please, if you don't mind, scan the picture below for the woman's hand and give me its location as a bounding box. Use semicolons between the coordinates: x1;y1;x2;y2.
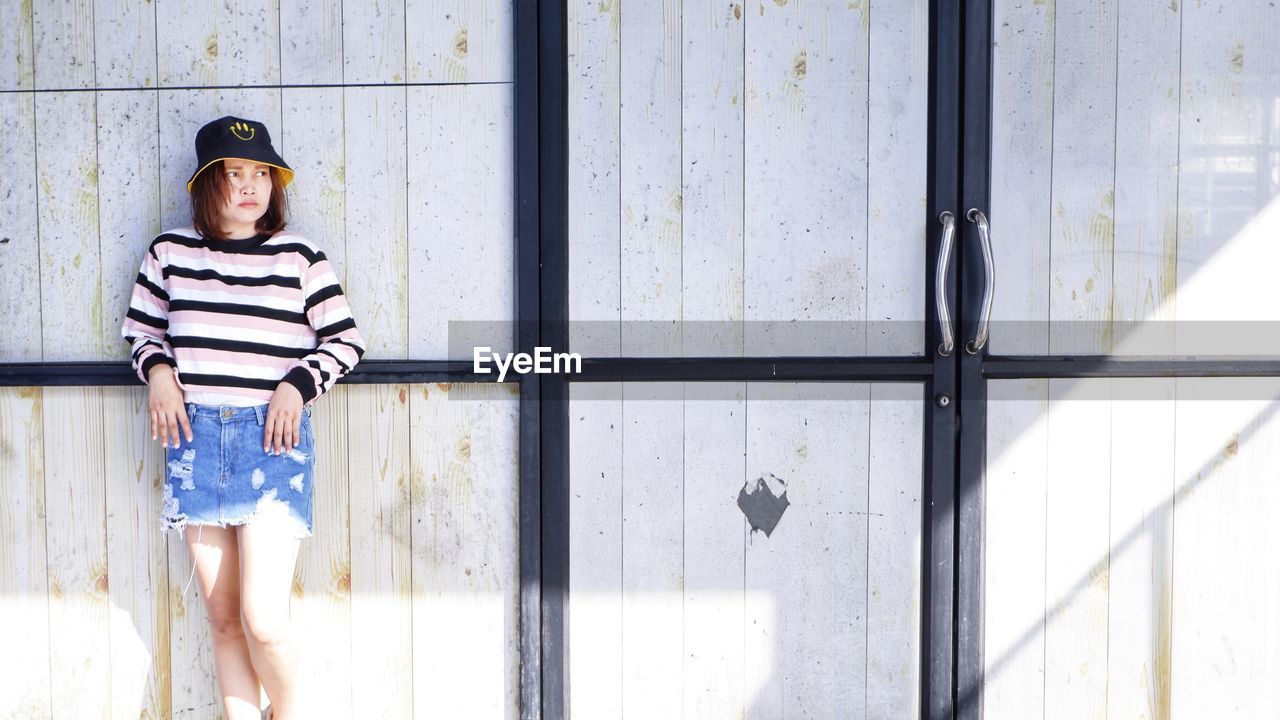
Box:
148;365;192;448
264;382;305;455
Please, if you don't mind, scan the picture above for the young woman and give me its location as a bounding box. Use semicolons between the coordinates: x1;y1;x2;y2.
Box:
121;115;365;720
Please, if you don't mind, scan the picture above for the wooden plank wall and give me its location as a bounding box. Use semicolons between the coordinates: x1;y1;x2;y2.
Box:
0;1;519;718
565;0;928;715
567;0;929;360
568;381;924;718
0;383;520;720
990;0;1280;358
985;378;1280;719
985;0;1280;717
564;0;928;715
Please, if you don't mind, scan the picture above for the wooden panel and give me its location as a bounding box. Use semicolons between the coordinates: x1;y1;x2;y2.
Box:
410;382;521;719
407;0;513;84
36;91;102;360
867;0;928;357
281;0;343;85
342;0;405;84
1043;379;1111;719
166;527;220;714
33;0;94;89
744;3;868;358
407;84;514;360
158;88;284;231
993;0;1278;358
1106;378;1174;719
983;379;1048;719
0;91;40;360
988;0;1054;355
1047;3;1118;355
343;86;409;358
99;90;162;364
0;387;51;719
681;4;745;357
281;86;348;281
683;382;748;717
1171;378;1280;716
567;382;624;719
0;0;34;90
43;387;112;717
746;382;869;718
348;383;413;717
1173;0;1280;356
93;0;157;87
1111;1;1179;358
984;379;1280;717
103;385;172;720
569;381;922;717
156;0;280;86
294;386;353;718
619;383;685;717
565;0;621;357
866;384;923;716
618;0;682;357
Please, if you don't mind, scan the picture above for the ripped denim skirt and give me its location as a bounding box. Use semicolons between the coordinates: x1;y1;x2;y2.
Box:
161;402;315;542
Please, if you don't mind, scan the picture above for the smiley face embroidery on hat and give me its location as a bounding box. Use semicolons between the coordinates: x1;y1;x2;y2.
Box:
229;120;256;142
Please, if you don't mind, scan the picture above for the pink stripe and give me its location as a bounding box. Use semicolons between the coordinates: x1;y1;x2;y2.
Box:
171;309;315;336
169;274;300;301
166;242;298;268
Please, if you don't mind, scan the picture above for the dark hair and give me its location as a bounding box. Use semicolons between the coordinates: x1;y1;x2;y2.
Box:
190;160;289;240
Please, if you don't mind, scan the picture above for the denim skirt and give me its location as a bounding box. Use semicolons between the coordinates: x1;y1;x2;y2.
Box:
161;401;315;541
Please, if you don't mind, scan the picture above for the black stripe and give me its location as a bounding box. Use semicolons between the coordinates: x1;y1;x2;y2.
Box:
317;347;351;373
168;334;315;359
303;283;343;311
130;337;163;361
169;299;309;325
135;273;169;302
315;317;356;337
167;264;301;290
158;233;324;264
174;372;282;391
307;358;332;387
126;307;168;330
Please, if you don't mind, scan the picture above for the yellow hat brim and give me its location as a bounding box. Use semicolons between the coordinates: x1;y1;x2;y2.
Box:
186;157;295;193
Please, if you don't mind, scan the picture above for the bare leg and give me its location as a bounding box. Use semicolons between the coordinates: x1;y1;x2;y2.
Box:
186;524;265;720
238;513;304;719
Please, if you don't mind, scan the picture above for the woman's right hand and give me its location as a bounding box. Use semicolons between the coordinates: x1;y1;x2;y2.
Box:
147;365;193;448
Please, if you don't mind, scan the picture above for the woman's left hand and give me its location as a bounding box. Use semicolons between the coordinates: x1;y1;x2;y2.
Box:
265;383;305;455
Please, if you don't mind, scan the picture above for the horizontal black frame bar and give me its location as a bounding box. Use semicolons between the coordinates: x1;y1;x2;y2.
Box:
0;359;506;386
984;355;1280;378
574;356;933;381
0;356;937;387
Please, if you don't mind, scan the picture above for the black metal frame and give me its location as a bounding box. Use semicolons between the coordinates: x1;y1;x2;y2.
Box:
535;1;963;719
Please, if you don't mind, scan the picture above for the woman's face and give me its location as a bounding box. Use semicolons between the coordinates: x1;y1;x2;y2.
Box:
218;159;272;235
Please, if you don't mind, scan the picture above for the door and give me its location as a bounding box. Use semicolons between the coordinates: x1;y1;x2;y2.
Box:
962;1;1280;718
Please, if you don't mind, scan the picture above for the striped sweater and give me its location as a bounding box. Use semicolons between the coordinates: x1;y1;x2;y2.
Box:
120;226;365;407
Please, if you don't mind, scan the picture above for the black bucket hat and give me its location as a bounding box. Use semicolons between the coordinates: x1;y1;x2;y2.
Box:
186;115;294;193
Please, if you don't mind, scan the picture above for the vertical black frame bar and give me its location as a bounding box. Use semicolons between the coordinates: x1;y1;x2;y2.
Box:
921;0;962;712
956;0;993;717
531;0;571;719
514;0;568;717
924;0;962;717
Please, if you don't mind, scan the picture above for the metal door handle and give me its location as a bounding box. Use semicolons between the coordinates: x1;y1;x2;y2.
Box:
936;211;956;356
966;208;994;354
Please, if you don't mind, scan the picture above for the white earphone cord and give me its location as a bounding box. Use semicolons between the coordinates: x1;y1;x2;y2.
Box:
182;524;202;597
